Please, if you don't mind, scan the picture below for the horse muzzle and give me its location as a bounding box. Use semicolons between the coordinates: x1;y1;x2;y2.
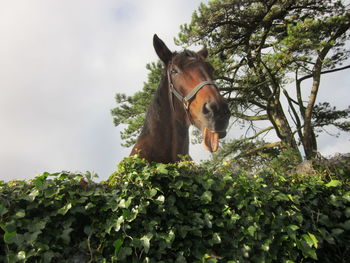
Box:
201;100;230;152
203;100;230;130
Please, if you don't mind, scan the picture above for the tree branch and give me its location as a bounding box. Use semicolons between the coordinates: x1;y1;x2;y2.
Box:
227;97;267;109
231;112;269;121
237;141;283;158
297;64;350;83
295;68;306;119
245;126;274;140
283;88;304;142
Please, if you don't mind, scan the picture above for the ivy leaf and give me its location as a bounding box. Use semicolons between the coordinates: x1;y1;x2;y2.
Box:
308;233;318;249
114;239;124;255
212;233;221;244
114;216;124;232
118;199;127;208
28;189;40;201
61;227;73;244
149;188;157;198
332;228;344;235
155;195;165;204
165;229;175;245
0;204;8;217
325;180;341;187
204;214;213;228
248;225;257;237
178;225;191;238
288;224;300;231
85;202;95;210
341;220;350;230
17;251;26;260
275;193;289;201
342;191;350;202
306;249;318;260
140;233;153;254
28;220;47;233
4;231;17;244
58;203;72;215
43;251;55;262
201;191;212;203
24;231;41;243
156;163;169;174
345;207;350;218
174;180;183;189
15;210;25;219
302;233;318;248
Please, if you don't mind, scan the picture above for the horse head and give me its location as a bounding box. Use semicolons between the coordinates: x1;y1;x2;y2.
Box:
153;34;230;152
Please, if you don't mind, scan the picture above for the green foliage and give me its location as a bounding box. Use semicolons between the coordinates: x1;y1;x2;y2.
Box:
111;61;163;147
313;102;350;133
1;157;349;262
208;138;282;172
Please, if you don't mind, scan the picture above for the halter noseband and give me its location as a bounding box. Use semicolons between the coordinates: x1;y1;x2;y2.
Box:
167;64;217;124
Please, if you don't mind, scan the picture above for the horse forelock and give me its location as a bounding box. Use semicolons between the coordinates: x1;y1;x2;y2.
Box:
171;50;200;68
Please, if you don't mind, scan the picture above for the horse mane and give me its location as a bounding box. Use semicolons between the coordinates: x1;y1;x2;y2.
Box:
139;70;169;136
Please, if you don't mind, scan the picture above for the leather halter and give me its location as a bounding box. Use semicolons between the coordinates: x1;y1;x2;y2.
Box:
167;64;217;124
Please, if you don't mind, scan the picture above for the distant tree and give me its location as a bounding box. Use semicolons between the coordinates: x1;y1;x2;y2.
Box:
112;0;350;161
111;62;162;147
177;0;350;160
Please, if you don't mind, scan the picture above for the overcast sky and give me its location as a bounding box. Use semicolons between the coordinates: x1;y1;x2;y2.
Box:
0;0;349;182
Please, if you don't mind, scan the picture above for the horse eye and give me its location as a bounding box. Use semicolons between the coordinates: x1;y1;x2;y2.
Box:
171;68;178;75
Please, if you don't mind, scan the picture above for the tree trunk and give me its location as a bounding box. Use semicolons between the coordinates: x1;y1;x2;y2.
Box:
268;102;299;151
303;20;350;159
296;64;350;159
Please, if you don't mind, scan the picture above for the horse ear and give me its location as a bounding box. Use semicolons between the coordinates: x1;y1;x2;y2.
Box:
153;34;172;64
197;48;208;59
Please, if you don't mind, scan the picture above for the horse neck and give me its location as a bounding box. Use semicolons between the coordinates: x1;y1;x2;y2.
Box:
134;73;190;163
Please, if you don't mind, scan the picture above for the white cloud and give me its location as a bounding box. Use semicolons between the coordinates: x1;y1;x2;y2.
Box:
0;0;348;181
0;0;204;181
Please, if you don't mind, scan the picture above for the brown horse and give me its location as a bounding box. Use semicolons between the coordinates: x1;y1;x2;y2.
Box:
130;35;230;163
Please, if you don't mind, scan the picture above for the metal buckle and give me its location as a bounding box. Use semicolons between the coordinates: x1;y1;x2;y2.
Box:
183;101;190;110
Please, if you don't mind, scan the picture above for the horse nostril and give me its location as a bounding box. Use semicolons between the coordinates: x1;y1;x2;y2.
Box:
202;102;211;115
202;101;218;116
203;101;230;120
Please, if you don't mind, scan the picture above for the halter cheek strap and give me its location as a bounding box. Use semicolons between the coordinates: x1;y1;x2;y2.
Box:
167;67;217;124
171;81;216;109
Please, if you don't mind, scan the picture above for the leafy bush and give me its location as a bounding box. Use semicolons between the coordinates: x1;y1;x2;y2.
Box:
0;156;349;262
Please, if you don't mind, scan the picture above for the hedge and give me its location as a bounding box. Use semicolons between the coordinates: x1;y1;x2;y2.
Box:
0;156;349;262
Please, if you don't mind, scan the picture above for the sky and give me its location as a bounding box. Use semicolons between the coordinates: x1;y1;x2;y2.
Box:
0;0;349;182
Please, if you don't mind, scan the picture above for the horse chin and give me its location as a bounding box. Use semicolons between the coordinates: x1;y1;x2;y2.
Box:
218;131;227;139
